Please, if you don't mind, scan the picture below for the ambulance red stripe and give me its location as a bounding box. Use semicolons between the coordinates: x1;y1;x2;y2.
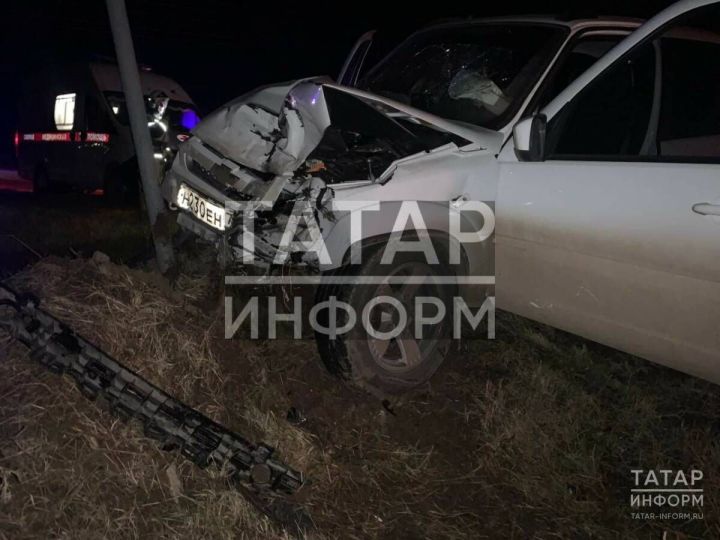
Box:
17;132;111;144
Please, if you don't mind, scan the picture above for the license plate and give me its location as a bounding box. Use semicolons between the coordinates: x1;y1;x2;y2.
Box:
177;184;227;231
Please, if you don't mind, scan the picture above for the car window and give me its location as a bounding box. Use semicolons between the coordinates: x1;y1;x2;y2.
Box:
84;94;116;133
54;93;76;131
537;35;624;110
657;36;720;160
547;5;720;163
547;43;656;158
360;24;568;131
103;91;198;130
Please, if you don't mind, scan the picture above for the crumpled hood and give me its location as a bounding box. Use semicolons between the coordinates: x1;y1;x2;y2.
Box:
192;77;502;176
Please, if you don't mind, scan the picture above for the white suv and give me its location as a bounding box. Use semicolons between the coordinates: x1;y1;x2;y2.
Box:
163;0;720;394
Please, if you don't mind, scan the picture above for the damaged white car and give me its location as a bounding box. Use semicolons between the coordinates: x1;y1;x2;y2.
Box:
163;0;720;395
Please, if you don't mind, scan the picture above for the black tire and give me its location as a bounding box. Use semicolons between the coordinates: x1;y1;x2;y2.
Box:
315;244;455;396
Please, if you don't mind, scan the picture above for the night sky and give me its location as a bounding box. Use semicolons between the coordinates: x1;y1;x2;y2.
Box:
0;0;675;161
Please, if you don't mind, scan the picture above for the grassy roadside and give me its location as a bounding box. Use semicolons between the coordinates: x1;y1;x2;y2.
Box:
0;256;717;539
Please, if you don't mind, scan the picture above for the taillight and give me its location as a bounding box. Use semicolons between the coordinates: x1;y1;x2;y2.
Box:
13;131;19;156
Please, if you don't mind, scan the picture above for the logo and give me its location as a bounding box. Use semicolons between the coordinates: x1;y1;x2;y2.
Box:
630;469;704;521
224;199;496;342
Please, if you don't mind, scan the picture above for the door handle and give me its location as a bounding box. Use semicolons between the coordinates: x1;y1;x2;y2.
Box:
692;203;720;217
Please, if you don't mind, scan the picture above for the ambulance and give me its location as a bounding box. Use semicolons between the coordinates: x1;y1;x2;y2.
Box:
16;61;199;202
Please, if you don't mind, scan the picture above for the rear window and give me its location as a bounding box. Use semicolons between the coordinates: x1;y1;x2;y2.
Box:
54;93;76;131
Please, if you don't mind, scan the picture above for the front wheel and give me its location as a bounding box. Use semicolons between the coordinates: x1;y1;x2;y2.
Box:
315;247;454;396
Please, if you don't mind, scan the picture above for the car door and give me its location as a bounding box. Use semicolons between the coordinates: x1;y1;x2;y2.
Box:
496;0;720;383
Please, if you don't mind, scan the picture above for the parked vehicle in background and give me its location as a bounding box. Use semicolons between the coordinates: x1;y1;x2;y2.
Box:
17;61;200;202
164;0;720;395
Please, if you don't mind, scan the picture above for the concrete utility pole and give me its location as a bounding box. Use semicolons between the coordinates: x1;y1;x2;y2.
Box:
105;0;176;275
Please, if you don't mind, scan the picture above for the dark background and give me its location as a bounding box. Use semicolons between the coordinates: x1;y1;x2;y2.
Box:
0;0;675;161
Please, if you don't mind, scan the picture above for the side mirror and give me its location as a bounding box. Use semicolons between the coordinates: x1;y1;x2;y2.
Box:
513;114;547;162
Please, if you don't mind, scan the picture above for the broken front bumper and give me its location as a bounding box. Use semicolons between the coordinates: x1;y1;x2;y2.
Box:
162;137;326;267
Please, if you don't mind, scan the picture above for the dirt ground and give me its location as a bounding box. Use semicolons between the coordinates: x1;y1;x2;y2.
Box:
0;255;718;539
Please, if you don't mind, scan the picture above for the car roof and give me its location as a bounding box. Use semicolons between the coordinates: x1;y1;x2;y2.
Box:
89;62;194;104
420;15;720;44
421;15;645;33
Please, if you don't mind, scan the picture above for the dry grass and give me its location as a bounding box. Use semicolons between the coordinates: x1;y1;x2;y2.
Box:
0;256;718;539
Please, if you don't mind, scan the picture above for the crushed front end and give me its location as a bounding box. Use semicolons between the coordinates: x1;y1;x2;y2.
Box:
161;78;488;270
